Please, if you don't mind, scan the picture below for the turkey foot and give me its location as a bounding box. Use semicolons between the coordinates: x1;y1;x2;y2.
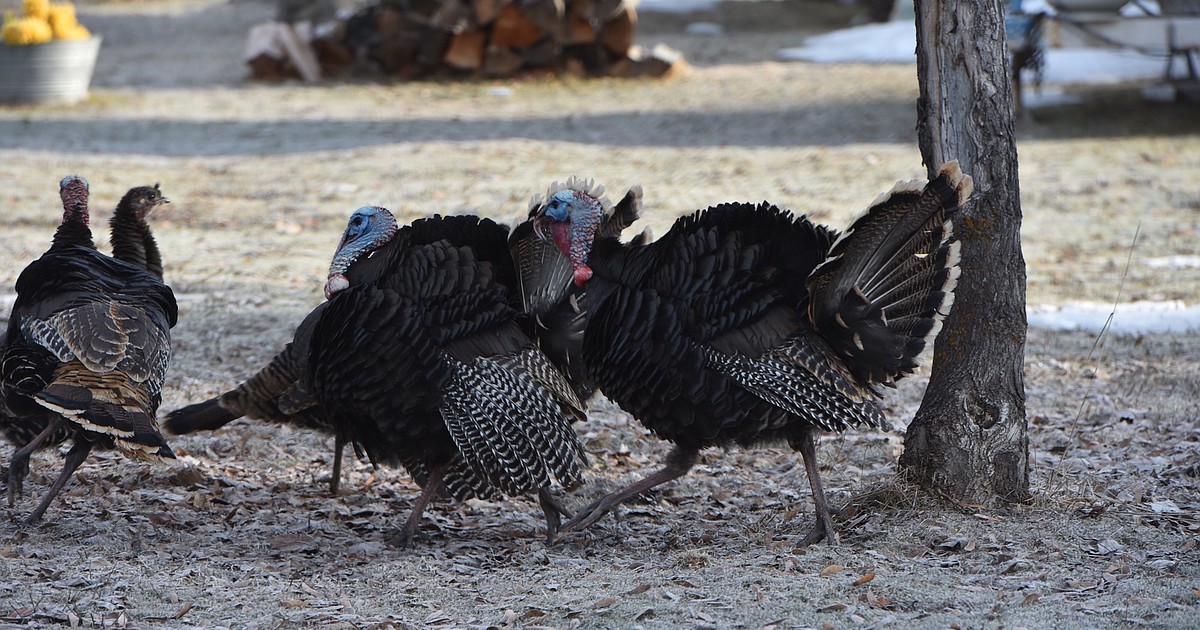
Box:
24;439;93;524
537;487;574;543
555;445;697;540
7;415;63;509
796;430;837;546
387;463;447;548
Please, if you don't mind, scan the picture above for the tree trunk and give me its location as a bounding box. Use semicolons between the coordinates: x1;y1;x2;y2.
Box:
900;0;1030;504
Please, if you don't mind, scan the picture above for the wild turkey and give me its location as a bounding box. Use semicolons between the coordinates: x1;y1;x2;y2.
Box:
508;183;645;401
109;183;169;280
3;183;171;457
307;207;587;546
1;176;178;523
162;194;640;495
528;162;973;545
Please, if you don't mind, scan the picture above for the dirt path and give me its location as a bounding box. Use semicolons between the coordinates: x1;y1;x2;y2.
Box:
0;1;1198;628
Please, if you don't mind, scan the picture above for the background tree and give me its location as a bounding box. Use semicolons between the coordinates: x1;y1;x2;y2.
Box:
900;0;1031;504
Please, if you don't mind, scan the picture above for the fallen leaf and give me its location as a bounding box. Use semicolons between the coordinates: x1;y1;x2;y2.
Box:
281;599;306;608
819;564;844;577
817;603;846;613
1023;593;1041;605
853;573;876;586
625;584;651;595
174;602;193;619
593;596;617;609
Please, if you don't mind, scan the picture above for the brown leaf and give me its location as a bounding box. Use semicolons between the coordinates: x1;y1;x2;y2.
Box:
281;599;306;608
853;572;876;586
819;564;844;577
1022;593;1041;606
817;603;846;613
521;609;545;620
593;596;618;609
625;584;651;595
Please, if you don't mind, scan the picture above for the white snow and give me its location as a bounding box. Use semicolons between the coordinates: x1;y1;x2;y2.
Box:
774;19;1172;86
1027;300;1200;335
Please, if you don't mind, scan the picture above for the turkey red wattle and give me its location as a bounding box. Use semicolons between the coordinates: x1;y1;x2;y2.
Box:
549;220;593;286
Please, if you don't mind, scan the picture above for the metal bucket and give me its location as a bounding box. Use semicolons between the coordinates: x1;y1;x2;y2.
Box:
0;36;102;105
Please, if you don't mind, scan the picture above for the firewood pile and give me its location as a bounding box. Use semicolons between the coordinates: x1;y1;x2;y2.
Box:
248;0;687;81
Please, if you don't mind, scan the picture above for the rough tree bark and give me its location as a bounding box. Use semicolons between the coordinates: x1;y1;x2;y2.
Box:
899;0;1031;504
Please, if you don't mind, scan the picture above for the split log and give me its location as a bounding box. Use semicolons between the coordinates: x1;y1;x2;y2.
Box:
444;29;486;71
599;3;635;57
492;4;544;48
484;43;523;76
473;0;509;25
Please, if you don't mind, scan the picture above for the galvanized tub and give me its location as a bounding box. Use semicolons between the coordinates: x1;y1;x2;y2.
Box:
0;36;102;105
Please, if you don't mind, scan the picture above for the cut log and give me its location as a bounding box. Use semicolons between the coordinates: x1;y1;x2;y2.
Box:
430;0;471;32
599;4;635;57
484;43;522;76
444;29;486;70
369;32;422;75
520;0;566;41
377;7;405;37
522;37;561;69
473;0;509;26
563;13;595;46
491;4;544;48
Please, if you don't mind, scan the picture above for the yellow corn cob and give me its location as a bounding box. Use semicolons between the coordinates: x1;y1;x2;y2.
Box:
22;0;50;21
2;15;53;45
47;3;74;36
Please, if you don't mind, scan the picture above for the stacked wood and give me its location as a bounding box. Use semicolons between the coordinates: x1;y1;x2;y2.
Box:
293;0;685;80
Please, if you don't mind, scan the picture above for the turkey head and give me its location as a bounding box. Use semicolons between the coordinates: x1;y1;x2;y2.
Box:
324;205;398;299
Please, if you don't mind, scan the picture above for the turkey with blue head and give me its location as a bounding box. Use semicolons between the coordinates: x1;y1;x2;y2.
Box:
528;162;973;545
1;176;178;523
300;206;588;546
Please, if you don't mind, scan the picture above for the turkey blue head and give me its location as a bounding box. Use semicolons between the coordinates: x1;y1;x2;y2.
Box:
59;175;90;225
324;205;398;299
532;177;611;286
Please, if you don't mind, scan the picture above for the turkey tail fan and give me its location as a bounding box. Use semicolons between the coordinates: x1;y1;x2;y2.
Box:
806;160;972;387
34;372;175;461
163;398;237;434
164;337;307;435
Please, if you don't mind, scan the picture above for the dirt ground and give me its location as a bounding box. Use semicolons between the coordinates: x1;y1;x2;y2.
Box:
1;0;1198;628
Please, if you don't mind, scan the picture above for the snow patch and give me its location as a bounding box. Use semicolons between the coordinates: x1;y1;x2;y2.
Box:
1028;300;1200;335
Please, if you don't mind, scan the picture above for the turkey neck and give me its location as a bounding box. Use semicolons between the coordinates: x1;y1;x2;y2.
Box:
109;211;164;280
51;206;95;252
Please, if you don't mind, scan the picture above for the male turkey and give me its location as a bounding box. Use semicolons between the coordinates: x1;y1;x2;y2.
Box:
2;183;171;470
508;183;644;402
1;176;178;523
162;196;640;496
529;162;973;545
294;208;588;546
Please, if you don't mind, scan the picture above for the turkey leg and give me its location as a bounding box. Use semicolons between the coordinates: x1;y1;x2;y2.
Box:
556;445;698;538
329;433;346;494
389;462;447;548
7;414;63;507
796;430;838;546
537;487;574;543
24;438;93;524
